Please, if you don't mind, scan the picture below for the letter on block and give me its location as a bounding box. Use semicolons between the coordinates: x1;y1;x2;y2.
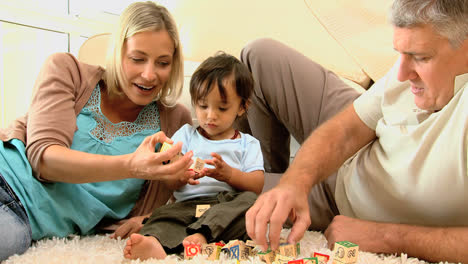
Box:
202;243;222;260
313;252;330;264
279;242;300;258
184;244;201;259
258;249;276;264
275;254;294;264
195;204;210;218
189;157;205;173
332;241;359;264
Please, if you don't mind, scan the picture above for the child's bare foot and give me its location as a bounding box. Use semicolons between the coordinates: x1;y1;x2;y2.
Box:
182;233;208;247
123;233;167;260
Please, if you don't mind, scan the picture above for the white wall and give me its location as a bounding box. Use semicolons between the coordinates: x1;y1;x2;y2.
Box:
0;0;206;128
0;0;116;128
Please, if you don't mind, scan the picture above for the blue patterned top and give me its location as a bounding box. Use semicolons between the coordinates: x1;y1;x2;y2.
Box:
0;84;161;240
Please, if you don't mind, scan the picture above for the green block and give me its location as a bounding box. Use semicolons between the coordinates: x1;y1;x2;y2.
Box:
257;249;272;255
336;241;358;248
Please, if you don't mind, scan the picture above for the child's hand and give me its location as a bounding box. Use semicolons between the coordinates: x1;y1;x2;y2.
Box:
203;152;233;183
186;176;201;185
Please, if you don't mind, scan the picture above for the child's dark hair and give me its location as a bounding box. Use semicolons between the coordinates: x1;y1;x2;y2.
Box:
190;51;254;110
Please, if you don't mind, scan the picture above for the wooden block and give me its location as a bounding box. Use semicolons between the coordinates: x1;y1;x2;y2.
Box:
239;243;252;260
195;204;210;218
313;252;330;264
225;241;250;261
202;243;222;260
245;240;256;247
215;241;226;247
275;253;294;264
303;257;319;264
189;157;205;173
159;142;182;164
222;239;241;249
279;242;300;258
229;244;241;260
159;142;172;152
288;259;304;264
184;244;201;259
244;240;258;256
257;249;276;264
332;241;359;264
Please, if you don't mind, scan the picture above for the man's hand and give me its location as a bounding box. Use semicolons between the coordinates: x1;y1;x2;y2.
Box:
245;183;311;251
324;215;386;252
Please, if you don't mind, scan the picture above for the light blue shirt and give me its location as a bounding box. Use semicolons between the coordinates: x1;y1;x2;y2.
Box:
172;124;264;202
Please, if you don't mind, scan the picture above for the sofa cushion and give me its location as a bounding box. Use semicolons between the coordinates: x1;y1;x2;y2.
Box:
169;0;371;88
305;0;399;82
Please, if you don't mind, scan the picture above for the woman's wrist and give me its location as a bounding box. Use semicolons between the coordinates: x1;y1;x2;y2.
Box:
121;153;135;179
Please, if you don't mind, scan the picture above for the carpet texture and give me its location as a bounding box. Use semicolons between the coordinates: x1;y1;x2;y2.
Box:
3;230;453;264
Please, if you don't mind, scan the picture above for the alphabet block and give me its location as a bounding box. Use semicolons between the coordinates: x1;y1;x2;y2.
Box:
288;259;304;264
195;204;210;218
184;244;201;259
202;243;222;260
332;241;359;264
275;254;294;264
279;242;300;258
159;142;182;164
257;249;276;264
313;252;330;264
303;257;319;264
189;157;205;173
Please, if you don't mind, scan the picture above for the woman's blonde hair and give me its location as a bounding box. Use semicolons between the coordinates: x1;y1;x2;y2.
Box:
104;1;183;106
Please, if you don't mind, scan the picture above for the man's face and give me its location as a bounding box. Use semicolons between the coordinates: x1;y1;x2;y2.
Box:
393;25;468;111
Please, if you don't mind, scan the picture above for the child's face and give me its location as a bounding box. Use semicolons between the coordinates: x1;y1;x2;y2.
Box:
195;77;245;140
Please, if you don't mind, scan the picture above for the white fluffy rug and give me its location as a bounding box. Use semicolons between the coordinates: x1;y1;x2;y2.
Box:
3;230;453;264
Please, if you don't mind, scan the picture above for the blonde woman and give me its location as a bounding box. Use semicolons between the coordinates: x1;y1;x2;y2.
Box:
0;1;195;260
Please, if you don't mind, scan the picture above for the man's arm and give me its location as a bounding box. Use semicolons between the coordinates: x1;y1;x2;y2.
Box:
246;104;376;250
281;103;376;193
325;215;468;263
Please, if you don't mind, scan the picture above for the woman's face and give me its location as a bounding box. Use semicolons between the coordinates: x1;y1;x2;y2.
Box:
121;30;175;106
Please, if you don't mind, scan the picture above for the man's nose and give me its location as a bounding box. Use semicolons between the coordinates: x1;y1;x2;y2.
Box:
397;55;416;82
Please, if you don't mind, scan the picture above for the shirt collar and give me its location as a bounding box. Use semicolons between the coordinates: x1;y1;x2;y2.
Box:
454;72;468;94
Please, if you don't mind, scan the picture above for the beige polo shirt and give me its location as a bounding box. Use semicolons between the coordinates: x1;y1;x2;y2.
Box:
336;61;468;226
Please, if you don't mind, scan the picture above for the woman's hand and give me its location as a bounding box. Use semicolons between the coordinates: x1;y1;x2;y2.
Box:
110;215;147;239
127;131;195;182
202;152;233;183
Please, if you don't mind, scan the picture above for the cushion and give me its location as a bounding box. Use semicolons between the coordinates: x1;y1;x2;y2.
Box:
305;0;399;82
